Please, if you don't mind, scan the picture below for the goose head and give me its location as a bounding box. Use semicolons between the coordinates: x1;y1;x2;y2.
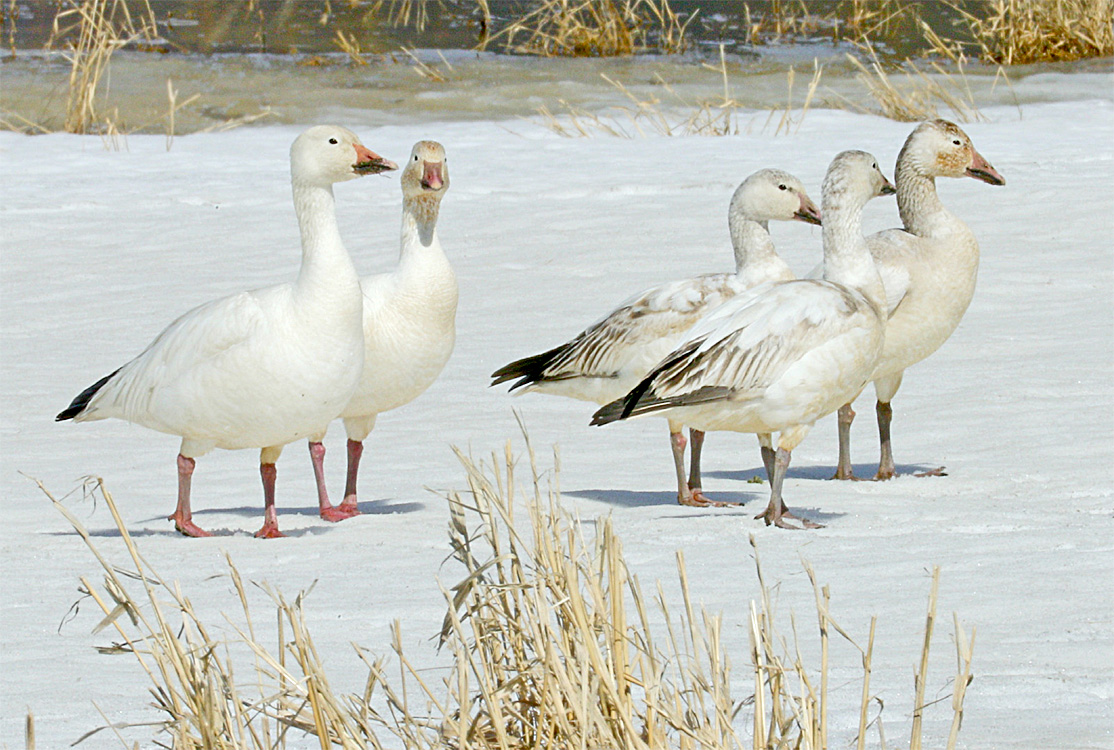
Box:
402;140;450;202
731;168;822;226
823;150;896;211
903;120;1005;186
290;125;398;187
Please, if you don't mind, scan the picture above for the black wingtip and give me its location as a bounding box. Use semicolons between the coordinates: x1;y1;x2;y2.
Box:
56;368;119;422
590;398;626;426
491;345;566;390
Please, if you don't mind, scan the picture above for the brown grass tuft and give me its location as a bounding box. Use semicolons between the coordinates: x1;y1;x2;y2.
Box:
37;432;976;748
968;0;1113;64
843;43;986;123
48;0;158;134
485;0;695;57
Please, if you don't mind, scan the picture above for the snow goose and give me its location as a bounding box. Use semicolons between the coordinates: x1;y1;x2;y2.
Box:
491;169;821;507
309;140;458;520
592;151;894;529
56;125;398;538
829;119;1005;480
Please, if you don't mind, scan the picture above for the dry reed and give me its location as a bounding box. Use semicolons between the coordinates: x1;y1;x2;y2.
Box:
335;28;371;65
38;431;976;748
842;43;986;123
946;0;1113;64
484;0;694;57
48;0;158;134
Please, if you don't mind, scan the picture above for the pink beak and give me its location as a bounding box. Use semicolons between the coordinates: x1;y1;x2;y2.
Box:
421;161;444;190
966;148;1005;186
794;195;822;225
352;144;399;175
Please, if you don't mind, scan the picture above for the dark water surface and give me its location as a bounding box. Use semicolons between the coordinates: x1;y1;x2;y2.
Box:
2;1;1110;133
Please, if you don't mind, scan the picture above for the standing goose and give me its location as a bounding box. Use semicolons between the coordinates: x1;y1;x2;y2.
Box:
491;169;821;507
830;120;1005;480
309;140;458;520
593;151;894;529
57;125;398;538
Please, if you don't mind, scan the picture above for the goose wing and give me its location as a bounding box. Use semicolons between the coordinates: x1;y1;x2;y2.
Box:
492;273;744;389
594;280;867;422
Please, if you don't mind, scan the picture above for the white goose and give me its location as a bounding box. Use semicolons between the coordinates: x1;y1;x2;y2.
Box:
491;169;821;507
309;140;458;520
57;125;398;538
829;119;1005;480
592;151;894;529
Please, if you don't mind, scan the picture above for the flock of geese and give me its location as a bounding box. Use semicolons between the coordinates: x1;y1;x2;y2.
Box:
57;119;1003;537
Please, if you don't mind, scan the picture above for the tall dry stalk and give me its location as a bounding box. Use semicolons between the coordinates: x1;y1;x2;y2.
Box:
844;44;985;123
956;0;1113;64
485;0;694;57
38;432;977;749
49;0;158;134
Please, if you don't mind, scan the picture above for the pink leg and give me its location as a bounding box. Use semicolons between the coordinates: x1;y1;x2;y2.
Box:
254;463;285;539
310;441;352;522
671;428;735;508
337;439;363;516
168;454;211;537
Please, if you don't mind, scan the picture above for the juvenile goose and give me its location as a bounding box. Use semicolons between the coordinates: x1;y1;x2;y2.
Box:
829;120;1005;480
57;126;397;538
593;151;894;529
491;169;821;507
310;140;458;520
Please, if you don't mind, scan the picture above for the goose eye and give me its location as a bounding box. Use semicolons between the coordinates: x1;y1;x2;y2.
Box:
413;155;419;162
872;163;877;169
328;138;338;145
778;184;787;191
952;139;961;146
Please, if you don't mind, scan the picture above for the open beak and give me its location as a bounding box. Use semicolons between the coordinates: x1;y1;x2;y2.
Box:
880;175;897;196
352;144;399;176
965;148;1005;186
793;196;822;225
420;160;444;190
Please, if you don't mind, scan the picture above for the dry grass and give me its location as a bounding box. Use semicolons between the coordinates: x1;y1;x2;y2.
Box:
48;0;158;134
536;49;823;138
484;0;695;57
38;432;975;748
952;0;1113;64
334;28;371;65
842;43;986;123
740;0;922;50
399;46;457;82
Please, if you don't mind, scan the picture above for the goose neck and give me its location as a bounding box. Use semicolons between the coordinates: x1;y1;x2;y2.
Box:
895;157;947;236
401;194;442;253
729;216;775;271
291;179;358;290
821;197;884;308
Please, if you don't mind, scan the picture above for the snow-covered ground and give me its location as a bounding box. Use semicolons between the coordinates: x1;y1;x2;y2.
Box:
2;96;1112;747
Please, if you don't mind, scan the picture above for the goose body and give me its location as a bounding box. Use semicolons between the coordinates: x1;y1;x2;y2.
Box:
309;141;458;520
594;151;895;528
829;120;1005;480
492;169;821;506
57;126;398;538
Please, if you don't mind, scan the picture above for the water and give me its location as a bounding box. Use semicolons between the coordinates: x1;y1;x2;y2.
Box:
1;1;1111;134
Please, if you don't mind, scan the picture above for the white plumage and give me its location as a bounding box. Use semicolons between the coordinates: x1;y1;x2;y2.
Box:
492;169;821;506
594;151;895;528
57;125;397;538
825;119;1005;480
307;140;458;520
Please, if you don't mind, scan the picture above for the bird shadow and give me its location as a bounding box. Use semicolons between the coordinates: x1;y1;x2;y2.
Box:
563;487;763;509
50;498;424;539
703;462;945;482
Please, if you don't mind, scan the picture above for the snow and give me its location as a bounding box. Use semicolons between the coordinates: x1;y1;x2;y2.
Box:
1;97;1112;747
